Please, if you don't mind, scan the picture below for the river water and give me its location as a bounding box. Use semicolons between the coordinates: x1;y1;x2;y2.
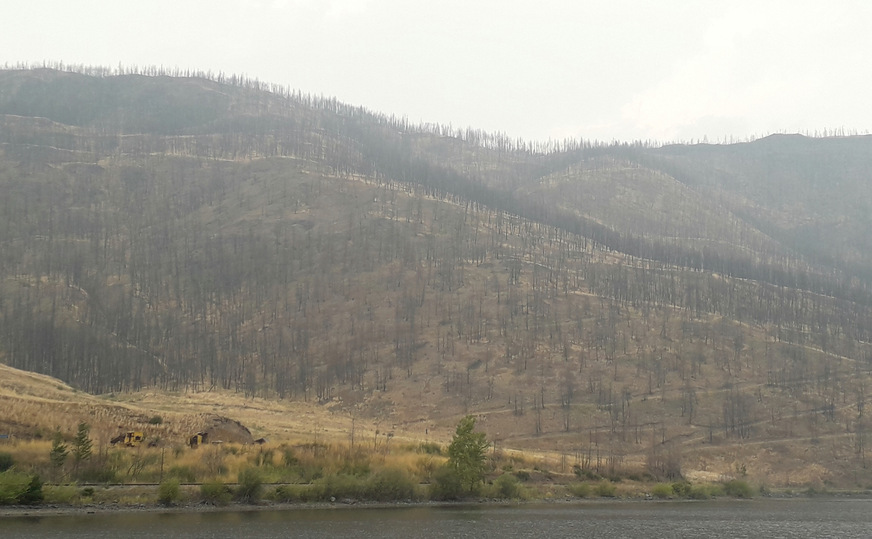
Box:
4;499;872;538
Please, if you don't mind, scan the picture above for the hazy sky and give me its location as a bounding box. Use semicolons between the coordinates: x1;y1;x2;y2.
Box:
4;1;870;143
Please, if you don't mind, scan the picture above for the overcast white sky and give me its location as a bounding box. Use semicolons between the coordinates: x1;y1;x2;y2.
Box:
3;0;870;143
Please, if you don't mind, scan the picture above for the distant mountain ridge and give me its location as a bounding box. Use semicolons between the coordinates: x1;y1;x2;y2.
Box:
2;67;868;288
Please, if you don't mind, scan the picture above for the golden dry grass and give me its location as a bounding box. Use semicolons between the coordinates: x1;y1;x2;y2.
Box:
2;358;871;490
0;361;451;481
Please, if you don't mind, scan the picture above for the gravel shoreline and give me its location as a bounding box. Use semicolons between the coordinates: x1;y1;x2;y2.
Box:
0;499;481;518
3;493;847;519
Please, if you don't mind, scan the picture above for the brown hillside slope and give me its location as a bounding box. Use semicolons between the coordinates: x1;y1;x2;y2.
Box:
2;69;872;490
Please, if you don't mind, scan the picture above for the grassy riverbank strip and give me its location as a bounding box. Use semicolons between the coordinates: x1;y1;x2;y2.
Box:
4;415;866;517
4;488;872;519
6;472;868;519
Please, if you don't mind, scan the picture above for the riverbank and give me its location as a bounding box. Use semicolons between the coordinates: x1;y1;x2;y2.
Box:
0;498;523;518
4;488;872;519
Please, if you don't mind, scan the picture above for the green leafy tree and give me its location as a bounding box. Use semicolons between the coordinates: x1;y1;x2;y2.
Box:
447;415;490;493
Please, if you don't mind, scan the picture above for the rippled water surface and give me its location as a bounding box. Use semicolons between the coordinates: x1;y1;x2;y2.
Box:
6;499;872;538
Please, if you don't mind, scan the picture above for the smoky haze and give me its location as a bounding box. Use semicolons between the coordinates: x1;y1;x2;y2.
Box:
3;0;870;143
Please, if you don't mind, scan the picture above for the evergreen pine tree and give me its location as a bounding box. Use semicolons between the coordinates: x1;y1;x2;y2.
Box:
49;428;68;481
72;422;92;475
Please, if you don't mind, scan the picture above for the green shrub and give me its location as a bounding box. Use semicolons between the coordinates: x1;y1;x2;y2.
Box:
651;483;672;499
514;470;531;482
148;416;163;425
272;484;307;503
804;485;823;497
417;442;442;455
687;487;709;499
0;471;30;505
168;465;197;483
19;475;43;505
671;481;692;498
157;479;181;506
491;474;523;499
338;457;371;477
0;471;42;505
567;482;591;498
293;463;324;483
0;452;13;472
80;486;95;498
429;465;464;500
595;481;617;498
573;465;601;481
295;472;421;503
689;483;723;499
365;468;416;501
235;468;264;503
624;471;652;482
724;479;754;498
308;474;364;501
43;485;79;504
200;480;232;505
